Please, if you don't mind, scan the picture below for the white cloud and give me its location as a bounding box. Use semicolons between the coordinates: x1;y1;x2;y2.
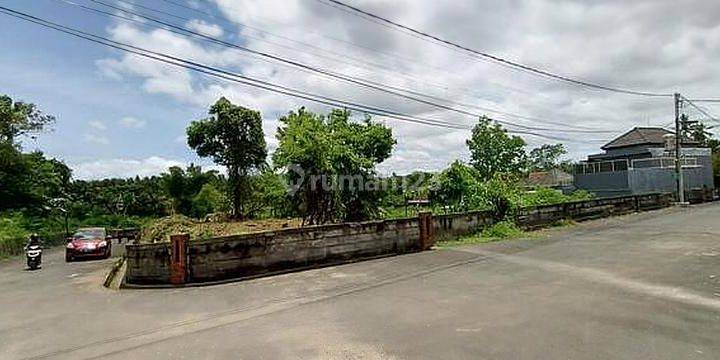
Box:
94;0;720;174
88;120;107;131
119;116;147;129
186;19;224;37
83;133;110;145
71;156;185;180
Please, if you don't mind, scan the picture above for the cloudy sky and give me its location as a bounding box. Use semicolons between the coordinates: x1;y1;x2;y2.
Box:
1;0;719;179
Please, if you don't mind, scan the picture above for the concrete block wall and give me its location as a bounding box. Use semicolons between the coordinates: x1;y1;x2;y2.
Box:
433;211;495;241
125;243;171;285
187;218;420;282
124;193;674;285
125;217;421;285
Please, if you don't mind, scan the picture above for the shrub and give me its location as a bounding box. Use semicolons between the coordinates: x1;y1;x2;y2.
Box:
0;214;28;257
481;220;524;240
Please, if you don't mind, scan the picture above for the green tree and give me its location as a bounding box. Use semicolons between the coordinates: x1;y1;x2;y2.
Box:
187;97;267;219
273;108;395;224
467;116;527;180
161;165;219;216
0;95;55;145
162;166;187;215
429;161;480;212
687;122;720;151
528;144;567;172
191;183;228;217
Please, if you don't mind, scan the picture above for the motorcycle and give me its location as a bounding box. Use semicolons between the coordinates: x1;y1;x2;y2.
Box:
26;244;42;270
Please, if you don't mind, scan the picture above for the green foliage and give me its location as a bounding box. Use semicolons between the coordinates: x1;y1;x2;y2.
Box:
0;95;55;145
0;213;28;257
192;183;229;218
428;160;594;220
481;220;524;239
467;116;527;180
436;220;528;248
0;145;71;213
528;144;567;172
245;170;293;218
273;108;395;224
429;161;480;212
161;164;220;217
69;176;167;218
187;97;267;218
473;174;523;220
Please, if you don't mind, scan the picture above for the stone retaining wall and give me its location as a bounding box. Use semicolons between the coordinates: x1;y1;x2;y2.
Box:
125;193;675;286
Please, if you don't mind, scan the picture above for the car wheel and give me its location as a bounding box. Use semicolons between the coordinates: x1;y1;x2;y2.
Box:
65;253;73;262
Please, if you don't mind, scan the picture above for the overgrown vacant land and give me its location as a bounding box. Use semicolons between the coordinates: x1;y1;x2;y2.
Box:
4;94;717;257
0;94;630;257
140;216;303;244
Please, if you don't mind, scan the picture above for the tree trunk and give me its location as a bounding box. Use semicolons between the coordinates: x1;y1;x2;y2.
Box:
229;167;244;220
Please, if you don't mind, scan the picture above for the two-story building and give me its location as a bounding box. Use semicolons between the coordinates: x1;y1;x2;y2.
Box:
574;127;714;199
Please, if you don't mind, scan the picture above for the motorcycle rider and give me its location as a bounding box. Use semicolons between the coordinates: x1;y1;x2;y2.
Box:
25;233;42;249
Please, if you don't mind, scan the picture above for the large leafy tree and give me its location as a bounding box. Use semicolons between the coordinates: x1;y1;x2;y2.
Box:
273;108;395;224
528;144;567;172
429;160;480;212
0;95;55;145
187;97;267;219
0;95;66;212
467;116;527;180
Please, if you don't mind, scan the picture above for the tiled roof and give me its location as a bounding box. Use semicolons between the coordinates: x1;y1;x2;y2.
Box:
601;127;698;150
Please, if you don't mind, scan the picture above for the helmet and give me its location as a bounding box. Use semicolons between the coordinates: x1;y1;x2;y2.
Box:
29;233;39;241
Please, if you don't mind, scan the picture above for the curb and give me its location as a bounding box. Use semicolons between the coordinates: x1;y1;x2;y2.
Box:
103;257;127;289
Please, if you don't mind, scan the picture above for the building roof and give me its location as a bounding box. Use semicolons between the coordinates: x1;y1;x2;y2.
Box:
527;169;573;187
601;127;698;150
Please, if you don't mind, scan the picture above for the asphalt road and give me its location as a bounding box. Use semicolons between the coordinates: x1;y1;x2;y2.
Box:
2;204;720;359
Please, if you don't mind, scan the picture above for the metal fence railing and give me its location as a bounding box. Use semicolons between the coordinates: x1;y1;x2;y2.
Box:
631;157;698;169
575;157;700;175
574;160;629;175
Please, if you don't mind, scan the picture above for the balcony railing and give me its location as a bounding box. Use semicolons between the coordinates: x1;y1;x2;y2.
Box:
575;157;699;175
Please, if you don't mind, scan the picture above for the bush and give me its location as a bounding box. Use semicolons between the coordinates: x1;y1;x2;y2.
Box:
0;214;28;257
481;220;524;240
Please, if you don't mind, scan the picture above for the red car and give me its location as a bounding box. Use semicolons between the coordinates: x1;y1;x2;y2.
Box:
65;227;112;262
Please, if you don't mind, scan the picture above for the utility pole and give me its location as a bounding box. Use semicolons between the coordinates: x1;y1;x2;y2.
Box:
674;93;686;204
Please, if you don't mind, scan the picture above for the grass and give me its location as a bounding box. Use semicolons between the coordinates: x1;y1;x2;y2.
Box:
436;219;576;249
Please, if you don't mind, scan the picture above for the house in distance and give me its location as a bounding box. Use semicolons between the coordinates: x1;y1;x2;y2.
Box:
574;127;714;200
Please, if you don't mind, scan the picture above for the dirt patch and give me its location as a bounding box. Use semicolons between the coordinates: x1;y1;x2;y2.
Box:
140;216;302;244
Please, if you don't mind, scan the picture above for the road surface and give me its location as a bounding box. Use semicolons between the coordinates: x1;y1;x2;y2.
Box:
1;204;720;359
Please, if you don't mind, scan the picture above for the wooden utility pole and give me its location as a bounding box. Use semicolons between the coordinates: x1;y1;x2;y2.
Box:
674;93;686;204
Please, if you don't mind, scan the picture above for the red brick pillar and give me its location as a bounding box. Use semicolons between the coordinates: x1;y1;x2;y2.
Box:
418;212;435;251
169;233;189;285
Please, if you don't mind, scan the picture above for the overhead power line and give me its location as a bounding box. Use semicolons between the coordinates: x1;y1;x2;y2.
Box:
63;0;615;134
316;0;673;98
0;5;605;143
685;99;720;103
679;95;720;124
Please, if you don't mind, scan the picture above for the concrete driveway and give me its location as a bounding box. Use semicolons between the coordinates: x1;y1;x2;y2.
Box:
1;204;720;359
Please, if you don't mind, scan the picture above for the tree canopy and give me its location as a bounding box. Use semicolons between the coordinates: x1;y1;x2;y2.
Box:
429;160;480;212
466;116;527;180
187;97;267;218
0;95;55;145
528;144;567;172
273;108;395;224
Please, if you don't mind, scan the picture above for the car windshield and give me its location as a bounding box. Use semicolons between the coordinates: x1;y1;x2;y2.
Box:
73;229;104;240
